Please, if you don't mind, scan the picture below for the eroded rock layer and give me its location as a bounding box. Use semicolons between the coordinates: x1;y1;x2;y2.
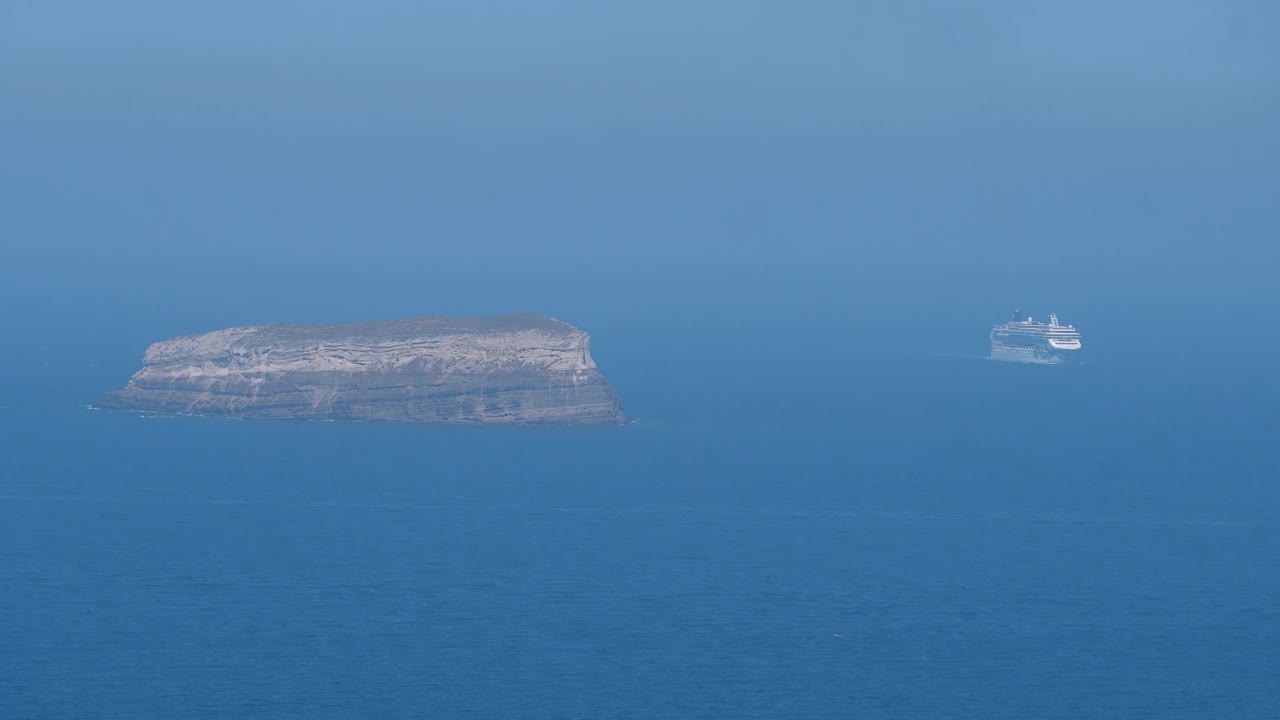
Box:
100;315;626;424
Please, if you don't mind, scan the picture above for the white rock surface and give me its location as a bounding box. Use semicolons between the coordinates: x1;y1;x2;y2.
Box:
101;315;626;424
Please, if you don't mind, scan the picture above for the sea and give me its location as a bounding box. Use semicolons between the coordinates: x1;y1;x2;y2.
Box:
2;284;1278;719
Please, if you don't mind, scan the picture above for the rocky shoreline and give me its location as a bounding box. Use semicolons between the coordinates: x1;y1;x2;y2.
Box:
100;315;627;425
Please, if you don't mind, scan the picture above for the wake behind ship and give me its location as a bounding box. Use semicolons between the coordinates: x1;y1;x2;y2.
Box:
990;310;1082;364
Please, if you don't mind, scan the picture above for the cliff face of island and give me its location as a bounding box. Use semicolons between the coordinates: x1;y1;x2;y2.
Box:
100;315;627;424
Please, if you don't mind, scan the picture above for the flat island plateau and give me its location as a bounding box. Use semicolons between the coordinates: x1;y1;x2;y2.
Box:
99;315;627;425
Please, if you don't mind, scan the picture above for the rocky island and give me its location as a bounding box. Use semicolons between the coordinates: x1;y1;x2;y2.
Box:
100;315;627;424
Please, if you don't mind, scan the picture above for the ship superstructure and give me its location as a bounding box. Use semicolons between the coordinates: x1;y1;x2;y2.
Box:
990;310;1082;364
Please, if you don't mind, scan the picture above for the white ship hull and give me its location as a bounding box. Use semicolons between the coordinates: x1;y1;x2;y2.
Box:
990;344;1073;364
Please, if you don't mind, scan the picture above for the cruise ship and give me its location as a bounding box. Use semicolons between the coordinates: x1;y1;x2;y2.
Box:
990;310;1082;364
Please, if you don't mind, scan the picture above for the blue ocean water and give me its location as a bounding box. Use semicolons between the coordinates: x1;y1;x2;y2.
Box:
2;295;1278;719
5;0;1279;713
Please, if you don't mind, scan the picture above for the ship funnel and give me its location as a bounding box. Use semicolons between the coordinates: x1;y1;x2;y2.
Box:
1011;308;1027;322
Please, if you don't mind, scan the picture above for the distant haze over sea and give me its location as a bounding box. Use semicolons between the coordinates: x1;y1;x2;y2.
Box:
3;2;1278;718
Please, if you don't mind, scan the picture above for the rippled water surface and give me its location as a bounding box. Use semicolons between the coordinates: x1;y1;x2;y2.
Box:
3;338;1278;719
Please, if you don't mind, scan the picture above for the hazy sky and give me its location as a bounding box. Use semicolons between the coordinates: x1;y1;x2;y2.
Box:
2;1;1277;335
